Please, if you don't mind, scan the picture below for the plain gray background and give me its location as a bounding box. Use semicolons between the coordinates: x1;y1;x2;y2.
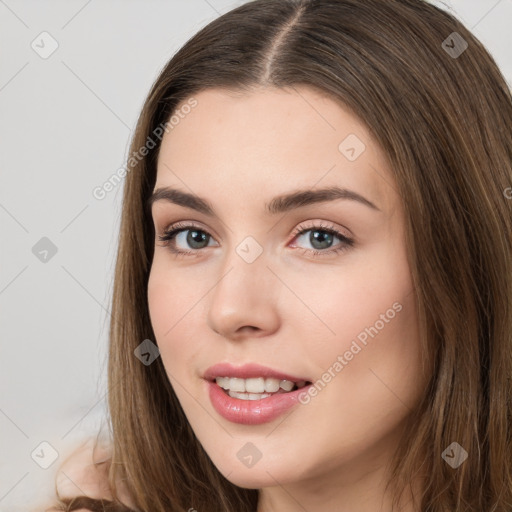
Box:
1;1;511;510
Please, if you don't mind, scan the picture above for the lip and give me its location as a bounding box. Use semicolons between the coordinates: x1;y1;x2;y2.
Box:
206;380;312;425
203;362;310;383
203;363;312;425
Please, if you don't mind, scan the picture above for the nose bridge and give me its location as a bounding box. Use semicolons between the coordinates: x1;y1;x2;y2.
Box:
206;234;279;337
212;233;269;309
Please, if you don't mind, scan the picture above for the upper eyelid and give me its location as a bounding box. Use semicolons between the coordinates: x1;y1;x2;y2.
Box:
160;219;352;243
161;220;220;242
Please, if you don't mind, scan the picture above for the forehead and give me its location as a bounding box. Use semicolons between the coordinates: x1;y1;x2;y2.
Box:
155;86;397;215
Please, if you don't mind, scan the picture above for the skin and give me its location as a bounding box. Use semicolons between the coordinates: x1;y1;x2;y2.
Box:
147;86;429;512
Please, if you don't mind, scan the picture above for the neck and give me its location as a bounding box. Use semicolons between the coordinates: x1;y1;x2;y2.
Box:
255;435;424;512
256;468;421;512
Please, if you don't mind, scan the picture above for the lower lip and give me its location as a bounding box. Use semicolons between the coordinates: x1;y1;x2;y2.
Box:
206;380;311;425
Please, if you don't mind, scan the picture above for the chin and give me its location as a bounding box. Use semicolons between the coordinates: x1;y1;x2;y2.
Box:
223;470;281;489
210;453;299;489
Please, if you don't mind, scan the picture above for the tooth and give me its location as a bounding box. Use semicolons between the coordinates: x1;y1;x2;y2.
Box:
245;377;265;393
279;379;294;391
229;377;245;392
228;390;272;400
248;393;270;400
216;377;230;390
264;378;280;393
215;377;300;393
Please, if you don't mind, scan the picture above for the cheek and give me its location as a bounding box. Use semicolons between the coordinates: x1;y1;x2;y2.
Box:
289;237;415;362
147;268;172;340
298;237;425;413
147;257;201;334
309;251;423;420
147;265;198;368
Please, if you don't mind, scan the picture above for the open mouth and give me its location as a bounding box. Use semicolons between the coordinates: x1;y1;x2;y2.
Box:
213;377;312;400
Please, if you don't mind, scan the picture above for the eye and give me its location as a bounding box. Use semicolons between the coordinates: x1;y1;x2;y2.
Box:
289;221;354;257
156;220;354;258
157;221;217;257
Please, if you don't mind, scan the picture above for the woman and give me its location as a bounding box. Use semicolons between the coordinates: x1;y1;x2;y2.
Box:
49;0;512;510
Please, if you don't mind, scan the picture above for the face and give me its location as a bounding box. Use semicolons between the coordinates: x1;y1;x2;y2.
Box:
147;86;427;493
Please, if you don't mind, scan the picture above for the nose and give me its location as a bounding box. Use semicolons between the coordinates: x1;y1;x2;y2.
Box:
206;250;280;341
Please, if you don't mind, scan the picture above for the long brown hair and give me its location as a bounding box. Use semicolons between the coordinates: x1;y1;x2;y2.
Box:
55;0;512;510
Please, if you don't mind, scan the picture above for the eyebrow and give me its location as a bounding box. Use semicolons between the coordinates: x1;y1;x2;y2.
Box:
147;185;381;216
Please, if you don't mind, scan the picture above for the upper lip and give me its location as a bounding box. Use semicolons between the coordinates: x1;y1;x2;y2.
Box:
203;362;311;383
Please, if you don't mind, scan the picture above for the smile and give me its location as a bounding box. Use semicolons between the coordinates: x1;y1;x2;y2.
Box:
215;376;310;400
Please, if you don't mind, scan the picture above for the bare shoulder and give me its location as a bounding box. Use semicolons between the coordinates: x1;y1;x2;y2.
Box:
54;437;136;509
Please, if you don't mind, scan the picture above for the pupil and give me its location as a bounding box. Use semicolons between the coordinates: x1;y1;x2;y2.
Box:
188;230;208;249
185;230;333;251
311;230;332;249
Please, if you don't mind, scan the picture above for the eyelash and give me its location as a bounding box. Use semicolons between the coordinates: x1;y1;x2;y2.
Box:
157;221;354;259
